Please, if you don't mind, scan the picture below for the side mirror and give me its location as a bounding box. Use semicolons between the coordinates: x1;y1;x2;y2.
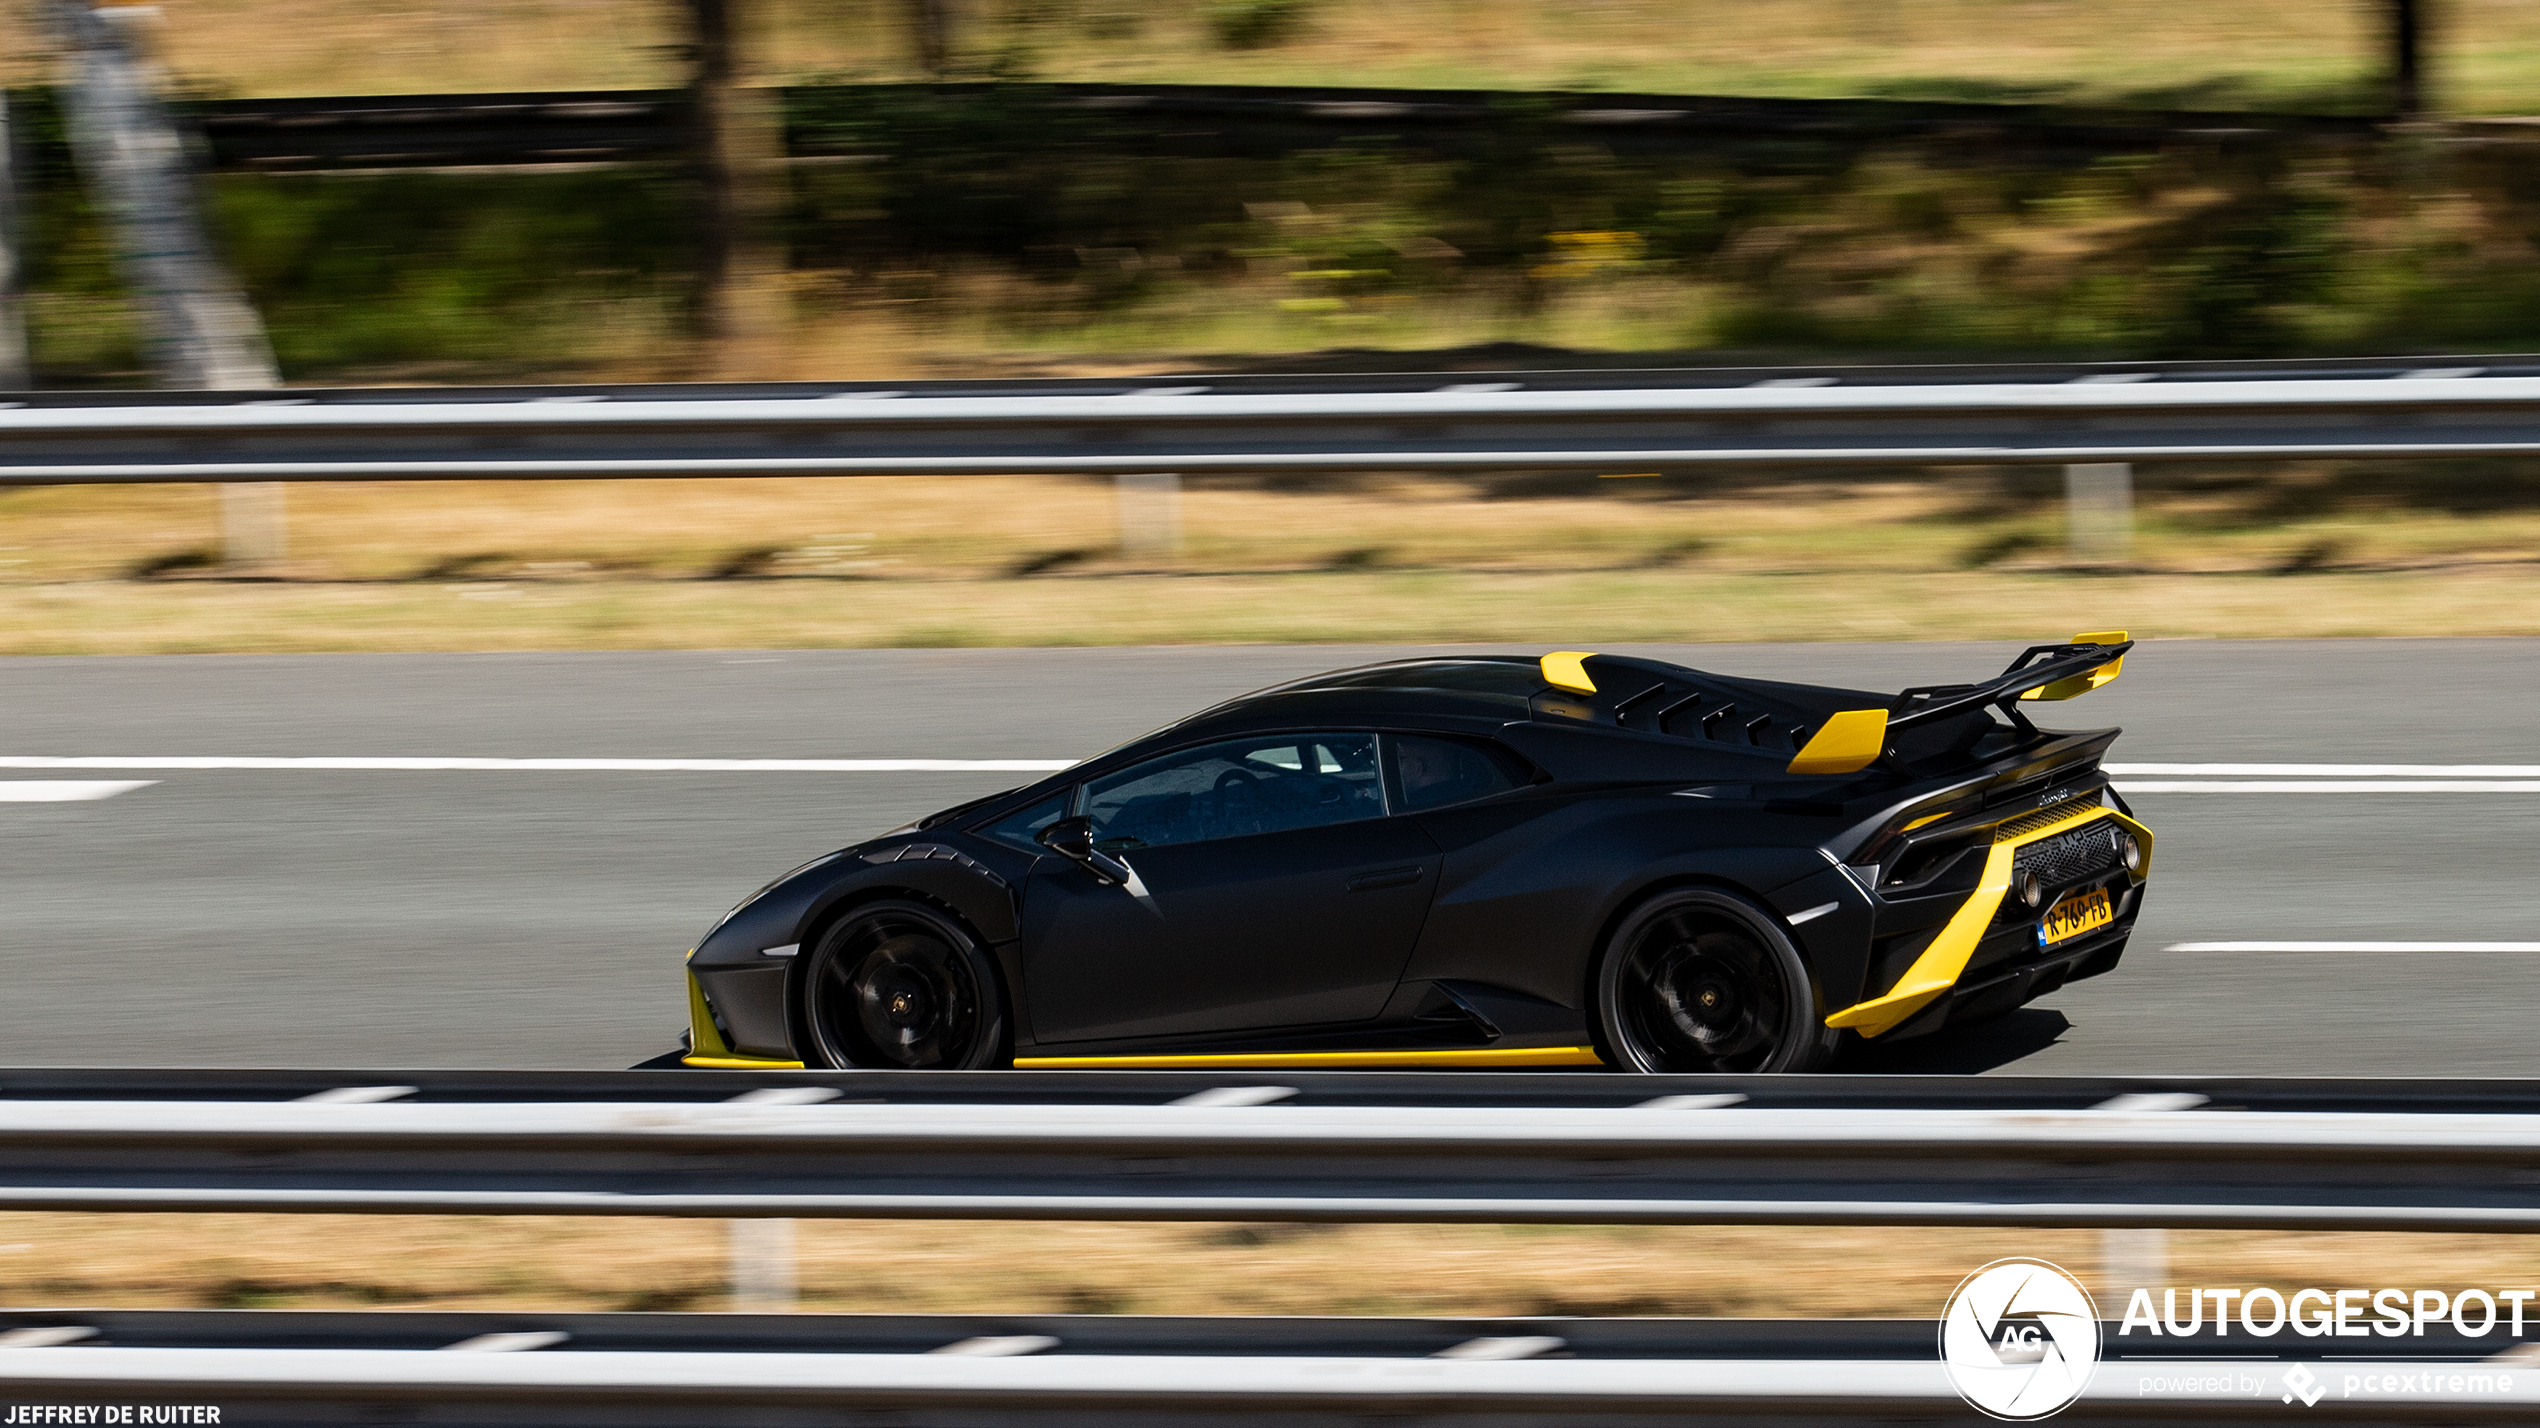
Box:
1036;816;1134;886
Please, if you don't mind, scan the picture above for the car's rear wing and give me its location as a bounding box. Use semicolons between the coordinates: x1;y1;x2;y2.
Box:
1786;632;2133;776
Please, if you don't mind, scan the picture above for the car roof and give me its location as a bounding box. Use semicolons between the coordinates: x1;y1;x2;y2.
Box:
1172;658;1551;734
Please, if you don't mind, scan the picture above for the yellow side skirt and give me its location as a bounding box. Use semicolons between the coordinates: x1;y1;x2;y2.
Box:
682;1054;808;1069
1015;1046;1604;1070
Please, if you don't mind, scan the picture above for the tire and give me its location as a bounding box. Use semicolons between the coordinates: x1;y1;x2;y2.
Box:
798;899;1009;1069
1593;888;1839;1074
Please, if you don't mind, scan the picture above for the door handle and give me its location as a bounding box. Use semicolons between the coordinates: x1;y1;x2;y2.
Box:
1346;866;1425;892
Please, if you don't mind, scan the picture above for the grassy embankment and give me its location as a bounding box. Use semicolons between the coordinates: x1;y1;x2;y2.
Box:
1;466;2537;652
4;1215;2537;1317
16;0;2540;112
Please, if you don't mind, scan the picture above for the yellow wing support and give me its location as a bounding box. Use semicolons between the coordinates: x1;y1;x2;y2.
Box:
2019;630;2129;701
1540;651;1600;693
1786;708;1890;776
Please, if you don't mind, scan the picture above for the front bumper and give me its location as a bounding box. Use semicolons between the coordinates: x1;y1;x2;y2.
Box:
1824;801;2151;1038
683;962;804;1070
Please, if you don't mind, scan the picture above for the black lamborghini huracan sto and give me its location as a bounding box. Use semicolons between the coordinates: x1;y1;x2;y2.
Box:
682;637;2151;1073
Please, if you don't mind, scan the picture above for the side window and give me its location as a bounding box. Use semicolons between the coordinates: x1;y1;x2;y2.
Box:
1390;735;1527;812
1081;734;1384;850
977;793;1070;853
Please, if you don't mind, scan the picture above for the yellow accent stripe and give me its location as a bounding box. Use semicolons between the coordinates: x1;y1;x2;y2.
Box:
1824;803;2144;1038
682;1054;808;1069
1540;652;1599;694
1902;811;1953;832
1015;1046;1605;1070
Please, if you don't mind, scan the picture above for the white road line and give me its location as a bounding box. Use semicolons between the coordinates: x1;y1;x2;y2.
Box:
2114;781;2540;792
0;758;1074;772
2109;764;2540;776
2168;941;2540;953
0;781;157;802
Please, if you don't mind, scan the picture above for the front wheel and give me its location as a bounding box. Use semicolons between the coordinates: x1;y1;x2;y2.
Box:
799;899;1009;1069
1594;888;1838;1074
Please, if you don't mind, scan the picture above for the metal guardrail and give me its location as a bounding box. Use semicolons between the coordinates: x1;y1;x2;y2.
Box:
10;1066;2540;1114
0;1311;2531;1424
6;364;2540;483
167;82;2389;174
0;1074;2533;1228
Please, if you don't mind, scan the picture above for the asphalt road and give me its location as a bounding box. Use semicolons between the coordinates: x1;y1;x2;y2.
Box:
1;639;2534;1074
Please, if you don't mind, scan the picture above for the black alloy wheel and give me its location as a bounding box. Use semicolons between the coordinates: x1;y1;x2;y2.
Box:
800;899;1008;1069
1595;889;1837;1074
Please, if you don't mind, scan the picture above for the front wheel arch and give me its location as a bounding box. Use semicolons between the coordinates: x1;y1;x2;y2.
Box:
1588;883;1841;1074
788;891;1013;1069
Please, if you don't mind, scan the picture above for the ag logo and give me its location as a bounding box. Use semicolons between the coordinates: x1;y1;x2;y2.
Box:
1940;1258;2102;1420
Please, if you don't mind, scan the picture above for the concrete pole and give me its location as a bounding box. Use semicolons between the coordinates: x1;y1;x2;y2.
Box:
1116;472;1183;558
51;2;285;563
0;91;27;390
2099;1226;2169;1310
728;1217;797;1310
2064;462;2133;564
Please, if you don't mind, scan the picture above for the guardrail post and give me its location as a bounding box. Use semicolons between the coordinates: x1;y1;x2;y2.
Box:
2099;1226;2168;1305
0;90;26;391
2064;462;2132;563
1117;472;1183;558
50;1;286;566
728;1217;796;1310
221;482;287;563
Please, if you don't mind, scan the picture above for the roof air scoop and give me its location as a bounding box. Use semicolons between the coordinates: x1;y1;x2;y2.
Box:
1540;651;1599;694
1787;709;1890;776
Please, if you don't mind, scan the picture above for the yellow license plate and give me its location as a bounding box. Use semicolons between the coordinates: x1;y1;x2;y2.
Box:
2040;886;2113;945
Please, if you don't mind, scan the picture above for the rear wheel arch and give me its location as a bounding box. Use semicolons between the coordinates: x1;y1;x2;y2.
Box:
1587;879;1842;1074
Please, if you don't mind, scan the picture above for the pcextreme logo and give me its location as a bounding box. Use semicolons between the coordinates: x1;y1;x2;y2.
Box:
1941;1258;2104;1420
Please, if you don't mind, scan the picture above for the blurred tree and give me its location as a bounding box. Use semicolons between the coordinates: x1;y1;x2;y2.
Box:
2390;0;2425;118
690;0;787;374
909;0;957;76
0;91;26;389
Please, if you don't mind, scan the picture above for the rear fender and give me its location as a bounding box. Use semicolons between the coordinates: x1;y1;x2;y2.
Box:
1406;793;1827;1009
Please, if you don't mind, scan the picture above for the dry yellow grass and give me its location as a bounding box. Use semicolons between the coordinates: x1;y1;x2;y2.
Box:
7;1215;2540;1318
4;0;2538;114
0;469;2534;652
7;567;2540;655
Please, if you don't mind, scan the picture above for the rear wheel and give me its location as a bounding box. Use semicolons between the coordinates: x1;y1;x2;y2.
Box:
799;899;1008;1069
1595;889;1838;1074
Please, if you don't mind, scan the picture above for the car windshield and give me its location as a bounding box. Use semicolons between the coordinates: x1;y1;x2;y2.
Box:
1080;734;1382;849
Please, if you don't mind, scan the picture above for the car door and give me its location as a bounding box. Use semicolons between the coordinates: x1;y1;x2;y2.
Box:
1019;732;1441;1044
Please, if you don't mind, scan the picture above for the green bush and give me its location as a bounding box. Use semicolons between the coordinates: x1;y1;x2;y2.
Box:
1203;0;1315;50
